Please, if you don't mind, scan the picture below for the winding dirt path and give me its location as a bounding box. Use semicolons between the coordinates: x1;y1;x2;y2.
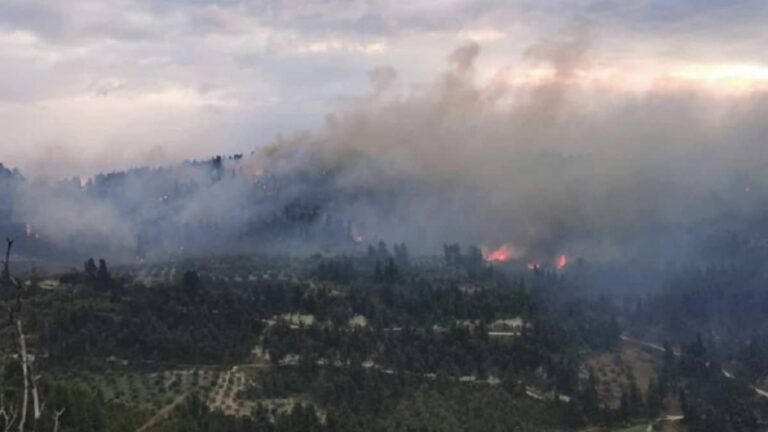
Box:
135;392;189;432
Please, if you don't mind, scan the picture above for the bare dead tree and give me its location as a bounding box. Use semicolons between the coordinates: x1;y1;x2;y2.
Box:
0;393;18;431
14;320;28;432
1;238;64;432
51;410;64;432
1;238;13;287
0;408;16;432
28;363;43;432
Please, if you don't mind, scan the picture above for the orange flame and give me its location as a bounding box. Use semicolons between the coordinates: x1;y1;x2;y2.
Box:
555;254;569;270
350;225;364;243
240;157;265;181
485;244;517;263
25;224;39;239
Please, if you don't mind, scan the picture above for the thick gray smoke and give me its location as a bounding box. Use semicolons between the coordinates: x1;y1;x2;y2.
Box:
251;39;768;263
4;38;768;266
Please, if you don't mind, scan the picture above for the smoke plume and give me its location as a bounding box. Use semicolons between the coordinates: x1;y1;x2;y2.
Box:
4;37;768;267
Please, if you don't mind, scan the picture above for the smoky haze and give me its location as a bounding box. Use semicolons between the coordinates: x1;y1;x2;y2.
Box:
4;37;768;267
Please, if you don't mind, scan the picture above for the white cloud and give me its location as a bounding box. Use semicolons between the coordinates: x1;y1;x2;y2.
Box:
458;28;506;43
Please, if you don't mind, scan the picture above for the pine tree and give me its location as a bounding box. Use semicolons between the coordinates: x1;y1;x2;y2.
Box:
84;258;97;279
660;341;677;394
582;370;601;423
619;390;631;423
628;374;644;417
646;377;663;419
96;258;110;281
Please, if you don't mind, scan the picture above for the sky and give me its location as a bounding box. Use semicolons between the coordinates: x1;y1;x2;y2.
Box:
1;0;768;178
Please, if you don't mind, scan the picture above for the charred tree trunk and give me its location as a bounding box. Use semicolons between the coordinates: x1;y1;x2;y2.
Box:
1;239;20;326
1;238;12;287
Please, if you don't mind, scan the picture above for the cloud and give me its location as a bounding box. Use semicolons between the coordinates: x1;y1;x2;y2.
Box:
0;0;767;182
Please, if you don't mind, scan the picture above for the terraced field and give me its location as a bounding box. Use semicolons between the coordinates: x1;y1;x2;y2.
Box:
64;368;222;412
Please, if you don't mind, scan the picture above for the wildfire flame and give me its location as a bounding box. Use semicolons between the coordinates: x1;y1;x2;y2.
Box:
555;254;569;270
240;157;265;181
25;224;39;239
484;244;517;263
350;225;364;243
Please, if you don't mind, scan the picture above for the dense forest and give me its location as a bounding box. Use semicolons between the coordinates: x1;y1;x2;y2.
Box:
0;237;764;431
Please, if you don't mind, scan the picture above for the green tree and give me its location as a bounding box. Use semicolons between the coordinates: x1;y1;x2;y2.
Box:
84;258;97;279
97;258;110;281
628;374;643;417
646;377;663;419
582;370;601;423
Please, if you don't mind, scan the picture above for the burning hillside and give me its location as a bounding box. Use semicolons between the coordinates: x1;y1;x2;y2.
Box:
484;244;518;263
1;40;768;266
